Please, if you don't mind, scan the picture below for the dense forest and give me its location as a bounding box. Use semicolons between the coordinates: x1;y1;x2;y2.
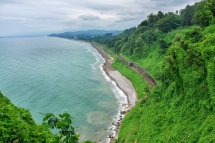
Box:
89;0;215;142
1;0;215;142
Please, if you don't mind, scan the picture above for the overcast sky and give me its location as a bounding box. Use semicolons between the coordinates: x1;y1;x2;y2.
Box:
0;0;200;36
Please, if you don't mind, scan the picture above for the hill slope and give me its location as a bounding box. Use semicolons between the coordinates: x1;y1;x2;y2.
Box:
89;0;215;142
0;92;56;142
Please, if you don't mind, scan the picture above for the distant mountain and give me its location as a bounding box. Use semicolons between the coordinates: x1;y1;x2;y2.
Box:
49;30;122;40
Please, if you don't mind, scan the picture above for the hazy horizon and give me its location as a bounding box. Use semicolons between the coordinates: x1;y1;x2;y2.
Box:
0;29;122;38
1;0;200;36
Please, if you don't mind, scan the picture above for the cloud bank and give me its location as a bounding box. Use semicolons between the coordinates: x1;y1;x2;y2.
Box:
0;0;200;36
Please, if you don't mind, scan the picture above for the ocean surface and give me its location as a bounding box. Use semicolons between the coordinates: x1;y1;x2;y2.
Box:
0;36;123;142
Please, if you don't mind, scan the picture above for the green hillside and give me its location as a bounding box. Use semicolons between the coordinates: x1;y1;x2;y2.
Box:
0;92;91;143
91;0;215;142
0;92;56;142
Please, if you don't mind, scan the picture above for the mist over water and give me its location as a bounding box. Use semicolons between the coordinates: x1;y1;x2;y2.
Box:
0;36;119;142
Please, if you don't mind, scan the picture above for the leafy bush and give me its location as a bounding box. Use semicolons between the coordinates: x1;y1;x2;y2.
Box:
43;113;79;143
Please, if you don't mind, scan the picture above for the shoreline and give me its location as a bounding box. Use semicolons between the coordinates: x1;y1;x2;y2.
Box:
50;37;137;142
90;43;137;142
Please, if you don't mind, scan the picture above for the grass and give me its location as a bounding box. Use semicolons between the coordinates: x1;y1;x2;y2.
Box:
138;47;164;79
112;59;148;99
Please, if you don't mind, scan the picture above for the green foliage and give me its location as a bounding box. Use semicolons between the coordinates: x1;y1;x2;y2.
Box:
146;11;165;27
159;39;169;50
159;39;170;54
185;26;202;42
43;113;79;143
0;92;95;143
0;92;56;143
116;24;215;143
156;13;181;32
193;0;215;26
180;5;195;26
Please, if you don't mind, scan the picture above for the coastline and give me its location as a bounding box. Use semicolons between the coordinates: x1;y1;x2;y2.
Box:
90;43;137;142
50;37;137;142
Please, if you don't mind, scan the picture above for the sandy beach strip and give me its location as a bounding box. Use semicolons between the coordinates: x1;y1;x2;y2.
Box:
91;43;137;142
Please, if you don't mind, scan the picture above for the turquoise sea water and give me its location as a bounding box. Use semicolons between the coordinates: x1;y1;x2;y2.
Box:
0;36;120;142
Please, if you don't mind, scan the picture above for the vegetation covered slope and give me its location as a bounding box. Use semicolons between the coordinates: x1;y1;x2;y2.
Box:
0;92;93;143
89;0;215;142
0;92;56;143
115;25;215;143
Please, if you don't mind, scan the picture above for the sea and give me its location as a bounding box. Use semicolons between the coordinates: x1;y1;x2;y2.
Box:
0;36;126;142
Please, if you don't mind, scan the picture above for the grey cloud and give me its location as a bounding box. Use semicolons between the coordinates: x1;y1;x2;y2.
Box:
84;3;123;11
0;0;200;36
151;0;196;8
136;0;197;6
115;17;140;24
79;15;101;21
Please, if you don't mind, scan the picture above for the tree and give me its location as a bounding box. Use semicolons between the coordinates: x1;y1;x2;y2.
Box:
157;11;165;19
142;30;158;45
139;20;148;27
159;39;170;53
185;26;202;42
156;13;181;32
193;0;214;26
180;5;195;26
43;113;79;143
147;13;158;27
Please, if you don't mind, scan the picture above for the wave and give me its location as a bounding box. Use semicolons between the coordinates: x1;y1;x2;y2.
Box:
86;45;104;71
89;44;129;143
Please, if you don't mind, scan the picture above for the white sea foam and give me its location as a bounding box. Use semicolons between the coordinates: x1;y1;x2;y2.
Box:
87;46;103;71
89;44;129;143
